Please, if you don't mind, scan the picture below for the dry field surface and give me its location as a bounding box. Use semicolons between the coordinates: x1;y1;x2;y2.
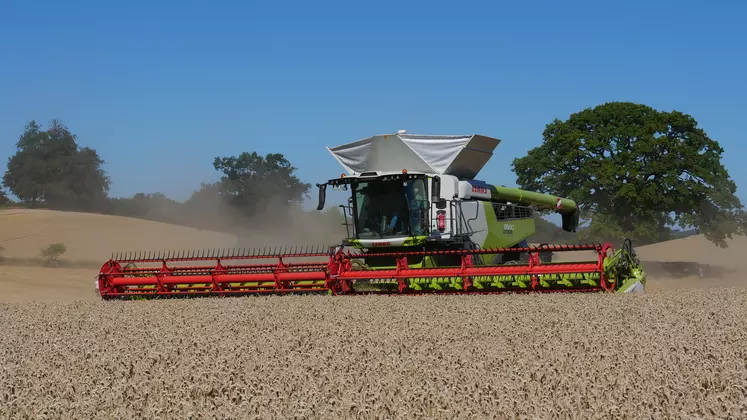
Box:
0;209;237;262
2;209;747;418
2;291;747;419
0;265;98;302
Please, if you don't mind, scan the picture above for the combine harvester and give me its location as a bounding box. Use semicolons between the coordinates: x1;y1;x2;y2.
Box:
97;132;646;299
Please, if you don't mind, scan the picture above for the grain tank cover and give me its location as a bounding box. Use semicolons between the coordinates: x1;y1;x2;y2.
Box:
327;133;501;179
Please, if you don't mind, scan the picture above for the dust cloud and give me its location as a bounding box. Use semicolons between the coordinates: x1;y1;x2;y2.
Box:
170;185;349;252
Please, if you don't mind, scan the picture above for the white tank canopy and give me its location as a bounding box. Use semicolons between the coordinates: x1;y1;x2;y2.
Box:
326;133;501;180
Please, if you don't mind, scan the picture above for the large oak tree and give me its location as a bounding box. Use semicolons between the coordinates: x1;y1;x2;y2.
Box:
3;120;110;211
512;102;745;247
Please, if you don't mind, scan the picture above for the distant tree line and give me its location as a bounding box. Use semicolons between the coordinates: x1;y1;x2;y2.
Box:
1;120;343;238
3;104;745;248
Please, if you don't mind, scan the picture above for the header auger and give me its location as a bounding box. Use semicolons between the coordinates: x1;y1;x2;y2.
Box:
97;131;647;299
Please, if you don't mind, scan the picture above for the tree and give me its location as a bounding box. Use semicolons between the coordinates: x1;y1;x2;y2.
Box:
40;243;67;263
211;152;311;220
3;120;110;211
512;102;746;247
0;189;9;205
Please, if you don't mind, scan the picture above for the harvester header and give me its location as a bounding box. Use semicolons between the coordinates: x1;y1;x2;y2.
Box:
97;131;646;299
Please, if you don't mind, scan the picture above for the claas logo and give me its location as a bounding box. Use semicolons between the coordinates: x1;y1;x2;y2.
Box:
471;186;489;195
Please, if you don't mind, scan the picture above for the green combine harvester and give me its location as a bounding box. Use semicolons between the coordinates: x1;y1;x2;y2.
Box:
97;131;646;299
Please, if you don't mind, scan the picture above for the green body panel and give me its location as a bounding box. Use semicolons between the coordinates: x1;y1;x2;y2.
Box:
489;185;577;213
346;236;429;250
477;201;535;264
617;267;646;292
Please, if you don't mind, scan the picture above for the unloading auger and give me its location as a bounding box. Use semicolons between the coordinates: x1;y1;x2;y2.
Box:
97;132;646;299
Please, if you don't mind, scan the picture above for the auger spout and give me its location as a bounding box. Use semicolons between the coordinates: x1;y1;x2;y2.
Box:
486;184;580;232
490;185;577;214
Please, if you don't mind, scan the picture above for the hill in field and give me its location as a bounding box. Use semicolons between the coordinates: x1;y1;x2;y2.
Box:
3;208;739;268
634;234;746;286
532;230;746;289
0;208;745;301
636;234;746;269
0;208;340;302
0;209;239;262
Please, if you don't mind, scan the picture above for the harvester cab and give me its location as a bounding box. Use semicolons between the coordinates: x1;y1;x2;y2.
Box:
96;131;646;299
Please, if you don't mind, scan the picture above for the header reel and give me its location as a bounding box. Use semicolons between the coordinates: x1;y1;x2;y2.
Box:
97;240;646;299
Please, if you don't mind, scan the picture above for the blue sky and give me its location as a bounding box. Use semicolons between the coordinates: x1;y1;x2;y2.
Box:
1;0;745;211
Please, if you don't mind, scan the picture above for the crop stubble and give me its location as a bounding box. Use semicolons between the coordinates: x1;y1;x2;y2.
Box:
1;290;746;419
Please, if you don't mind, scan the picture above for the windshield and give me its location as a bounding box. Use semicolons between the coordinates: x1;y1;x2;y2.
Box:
352;178;428;239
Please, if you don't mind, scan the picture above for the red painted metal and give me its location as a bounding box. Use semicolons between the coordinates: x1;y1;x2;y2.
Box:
97;243;615;299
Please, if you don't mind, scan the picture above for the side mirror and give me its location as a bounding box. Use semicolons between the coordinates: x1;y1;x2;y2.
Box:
431;176;441;203
316;183;327;211
431;176;447;209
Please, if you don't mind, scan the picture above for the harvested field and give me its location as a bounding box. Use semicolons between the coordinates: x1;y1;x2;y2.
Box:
0;209;237;262
0;265;99;302
2;290;747;419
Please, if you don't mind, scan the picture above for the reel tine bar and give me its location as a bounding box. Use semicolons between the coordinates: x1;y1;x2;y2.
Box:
109;245;335;263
